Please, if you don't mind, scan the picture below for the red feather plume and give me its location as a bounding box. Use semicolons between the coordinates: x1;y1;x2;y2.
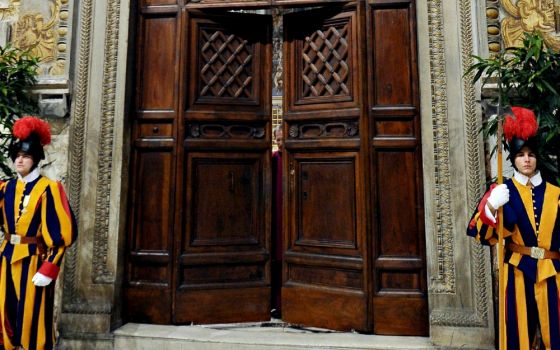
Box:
12;116;51;146
502;106;538;142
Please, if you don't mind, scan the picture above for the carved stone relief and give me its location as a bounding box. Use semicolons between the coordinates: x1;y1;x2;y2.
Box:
502;0;560;50
1;0;71;78
0;0;19;20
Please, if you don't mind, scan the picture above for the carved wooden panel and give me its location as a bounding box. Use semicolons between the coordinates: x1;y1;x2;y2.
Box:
176;151;269;323
283;150;367;331
376;150;421;256
186;155;262;247
371;4;415;107
125;137;176;324
187;12;271;116
185;0;271;8
288;121;358;139
285;7;359;112
187;123;266;139
142;0;177;6
294;158;357;249
127;147;174;285
137;15;179;111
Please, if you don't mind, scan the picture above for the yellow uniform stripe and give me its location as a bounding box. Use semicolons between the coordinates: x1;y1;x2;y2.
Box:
514;267;530;348
535;279;551;348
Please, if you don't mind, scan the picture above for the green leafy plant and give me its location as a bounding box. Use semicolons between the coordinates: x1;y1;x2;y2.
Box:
465;31;560;184
0;44;39;176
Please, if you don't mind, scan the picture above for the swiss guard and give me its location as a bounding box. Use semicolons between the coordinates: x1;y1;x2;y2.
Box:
0;116;77;350
467;107;560;349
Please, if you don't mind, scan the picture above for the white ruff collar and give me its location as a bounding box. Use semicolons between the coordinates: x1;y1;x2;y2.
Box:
513;170;542;187
17;167;41;183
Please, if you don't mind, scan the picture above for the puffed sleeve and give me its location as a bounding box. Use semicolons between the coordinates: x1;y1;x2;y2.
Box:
37;181;78;279
466;183;514;245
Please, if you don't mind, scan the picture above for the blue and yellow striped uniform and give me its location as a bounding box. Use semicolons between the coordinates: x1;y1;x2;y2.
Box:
0;176;77;350
468;177;560;349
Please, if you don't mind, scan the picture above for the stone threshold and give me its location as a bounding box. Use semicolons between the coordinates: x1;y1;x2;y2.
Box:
113;322;438;350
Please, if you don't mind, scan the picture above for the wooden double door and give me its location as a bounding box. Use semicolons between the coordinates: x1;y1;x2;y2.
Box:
124;0;427;335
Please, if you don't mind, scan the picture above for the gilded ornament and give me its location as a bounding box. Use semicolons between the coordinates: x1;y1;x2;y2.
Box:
14;13;57;62
488;24;500;35
487;8;499;19
501;0;560;50
12;0;68;78
489;41;502;52
0;0;20;20
49;59;65;76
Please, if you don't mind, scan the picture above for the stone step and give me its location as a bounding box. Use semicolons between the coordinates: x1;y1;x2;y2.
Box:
113;322;437;350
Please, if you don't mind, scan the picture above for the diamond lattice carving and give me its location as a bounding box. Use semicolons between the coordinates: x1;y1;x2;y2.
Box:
199;28;254;99
302;24;349;98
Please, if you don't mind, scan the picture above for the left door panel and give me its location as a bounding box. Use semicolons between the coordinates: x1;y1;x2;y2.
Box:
176;10;272;324
125;3;273;325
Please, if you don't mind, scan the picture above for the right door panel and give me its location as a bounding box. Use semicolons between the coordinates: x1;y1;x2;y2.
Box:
282;3;369;332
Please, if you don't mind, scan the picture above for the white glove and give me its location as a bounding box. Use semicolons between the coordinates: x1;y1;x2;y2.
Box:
487;184;510;210
32;272;53;287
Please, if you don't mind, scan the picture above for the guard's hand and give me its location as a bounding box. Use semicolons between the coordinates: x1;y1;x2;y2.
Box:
487;184;509;210
32;272;53;287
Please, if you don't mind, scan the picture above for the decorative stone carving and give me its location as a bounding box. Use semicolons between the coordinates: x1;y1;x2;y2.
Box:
501;0;560;50
427;0;456;296
0;0;19;20
9;0;71;78
91;0;121;285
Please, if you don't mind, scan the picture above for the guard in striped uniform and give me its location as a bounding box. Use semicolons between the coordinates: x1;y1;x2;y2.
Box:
0;117;77;350
467;107;560;349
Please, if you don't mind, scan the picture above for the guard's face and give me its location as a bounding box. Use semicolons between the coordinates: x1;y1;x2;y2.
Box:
14;151;34;177
514;146;537;178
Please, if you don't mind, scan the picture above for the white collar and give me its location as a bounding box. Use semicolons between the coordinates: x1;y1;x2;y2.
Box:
513;170;542;187
17;167;41;183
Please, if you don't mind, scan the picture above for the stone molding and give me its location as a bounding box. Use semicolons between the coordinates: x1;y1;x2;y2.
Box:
425;0;455;296
92;0;120;284
460;0;490;328
61;0;92;313
424;0;491;329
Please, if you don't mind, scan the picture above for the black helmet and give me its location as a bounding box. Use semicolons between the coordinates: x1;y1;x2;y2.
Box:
9;116;51;167
507;136;539;169
9;132;45;163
